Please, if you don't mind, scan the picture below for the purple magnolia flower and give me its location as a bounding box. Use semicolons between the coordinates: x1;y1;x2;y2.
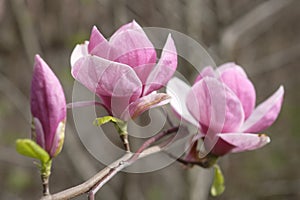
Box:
70;20;177;120
31;55;66;158
167;63;284;157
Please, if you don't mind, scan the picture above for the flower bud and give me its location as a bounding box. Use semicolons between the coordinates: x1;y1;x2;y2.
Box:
30;55;66;158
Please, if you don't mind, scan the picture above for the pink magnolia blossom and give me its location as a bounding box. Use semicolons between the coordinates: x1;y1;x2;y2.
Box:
31;55;66;158
167;63;284;157
70;21;177;120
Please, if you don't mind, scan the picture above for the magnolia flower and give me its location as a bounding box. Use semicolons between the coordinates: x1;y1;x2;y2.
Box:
167;63;284;157
31;55;66;158
70;20;177;120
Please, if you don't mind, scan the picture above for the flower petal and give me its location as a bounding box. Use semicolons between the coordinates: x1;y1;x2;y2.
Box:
72;55;142;97
71;55;143;117
166;77;199;127
110;20;144;40
123;92;171;120
88;26;110;59
32;117;45;149
218;133;270;153
194;66;215;83
241;86;284;133
143;34;177;95
109;20;157;79
70;42;88;67
216;62;247;78
50;121;65;157
218;64;256;119
187;77;245;133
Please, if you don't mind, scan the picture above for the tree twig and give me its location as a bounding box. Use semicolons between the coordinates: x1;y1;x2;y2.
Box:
40;126;179;200
41;175;50;196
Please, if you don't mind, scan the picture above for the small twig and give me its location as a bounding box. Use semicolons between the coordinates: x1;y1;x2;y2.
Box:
40;126;180;200
41;175;50;196
88;126;180;197
135;126;179;154
67;101;113;116
120;134;131;152
88;192;95;200
165;151;218;169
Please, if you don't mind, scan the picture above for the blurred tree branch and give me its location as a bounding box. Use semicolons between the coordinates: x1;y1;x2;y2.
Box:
10;0;41;65
221;0;294;59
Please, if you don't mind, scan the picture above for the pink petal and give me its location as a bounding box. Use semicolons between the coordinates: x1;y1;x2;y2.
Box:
166;77;199;127
71;56;143;117
109;20;157;78
143;34;177;95
88;26;110;59
33;117;45;149
218;133;271;153
194;66;215;83
110;20;143;40
187;77;245;133
122;92;171;120
70;42;88;67
206;137;235;156
72;55;142;97
216;62;247;78
50;121;65;157
241;86;284;133
218;64;256;119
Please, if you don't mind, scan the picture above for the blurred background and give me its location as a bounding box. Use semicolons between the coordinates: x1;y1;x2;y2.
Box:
0;0;300;199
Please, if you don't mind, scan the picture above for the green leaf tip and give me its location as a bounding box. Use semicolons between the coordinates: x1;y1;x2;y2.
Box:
16;139;50;163
93;116;123;126
93;116;128;135
210;164;225;196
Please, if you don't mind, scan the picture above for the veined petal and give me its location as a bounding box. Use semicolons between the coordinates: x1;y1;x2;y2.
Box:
194;66;215;83
218;133;270;153
88;26;111;59
166;77;199;127
32;118;45;149
143;34;177;95
110;20;144;40
187;77;245;133
49;121;66;158
109;20;157;72
71;55;143;101
241;86;284;133
50;121;65;157
70;42;89;67
88;26;108;52
216;62;247;78
218;64;256;119
123;93;171;120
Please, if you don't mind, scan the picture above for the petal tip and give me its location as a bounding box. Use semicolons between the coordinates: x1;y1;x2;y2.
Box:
34;54;44;66
279;85;285;94
259;133;271;143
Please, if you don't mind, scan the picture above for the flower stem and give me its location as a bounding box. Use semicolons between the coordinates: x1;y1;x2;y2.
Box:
120;134;130;152
40;159;52;196
41;174;50;196
114;121;131;152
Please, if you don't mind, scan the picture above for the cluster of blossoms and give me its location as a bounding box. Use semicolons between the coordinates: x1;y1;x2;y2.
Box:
16;21;284;197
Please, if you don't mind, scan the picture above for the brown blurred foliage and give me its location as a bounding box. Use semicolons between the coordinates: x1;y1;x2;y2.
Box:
0;0;300;199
